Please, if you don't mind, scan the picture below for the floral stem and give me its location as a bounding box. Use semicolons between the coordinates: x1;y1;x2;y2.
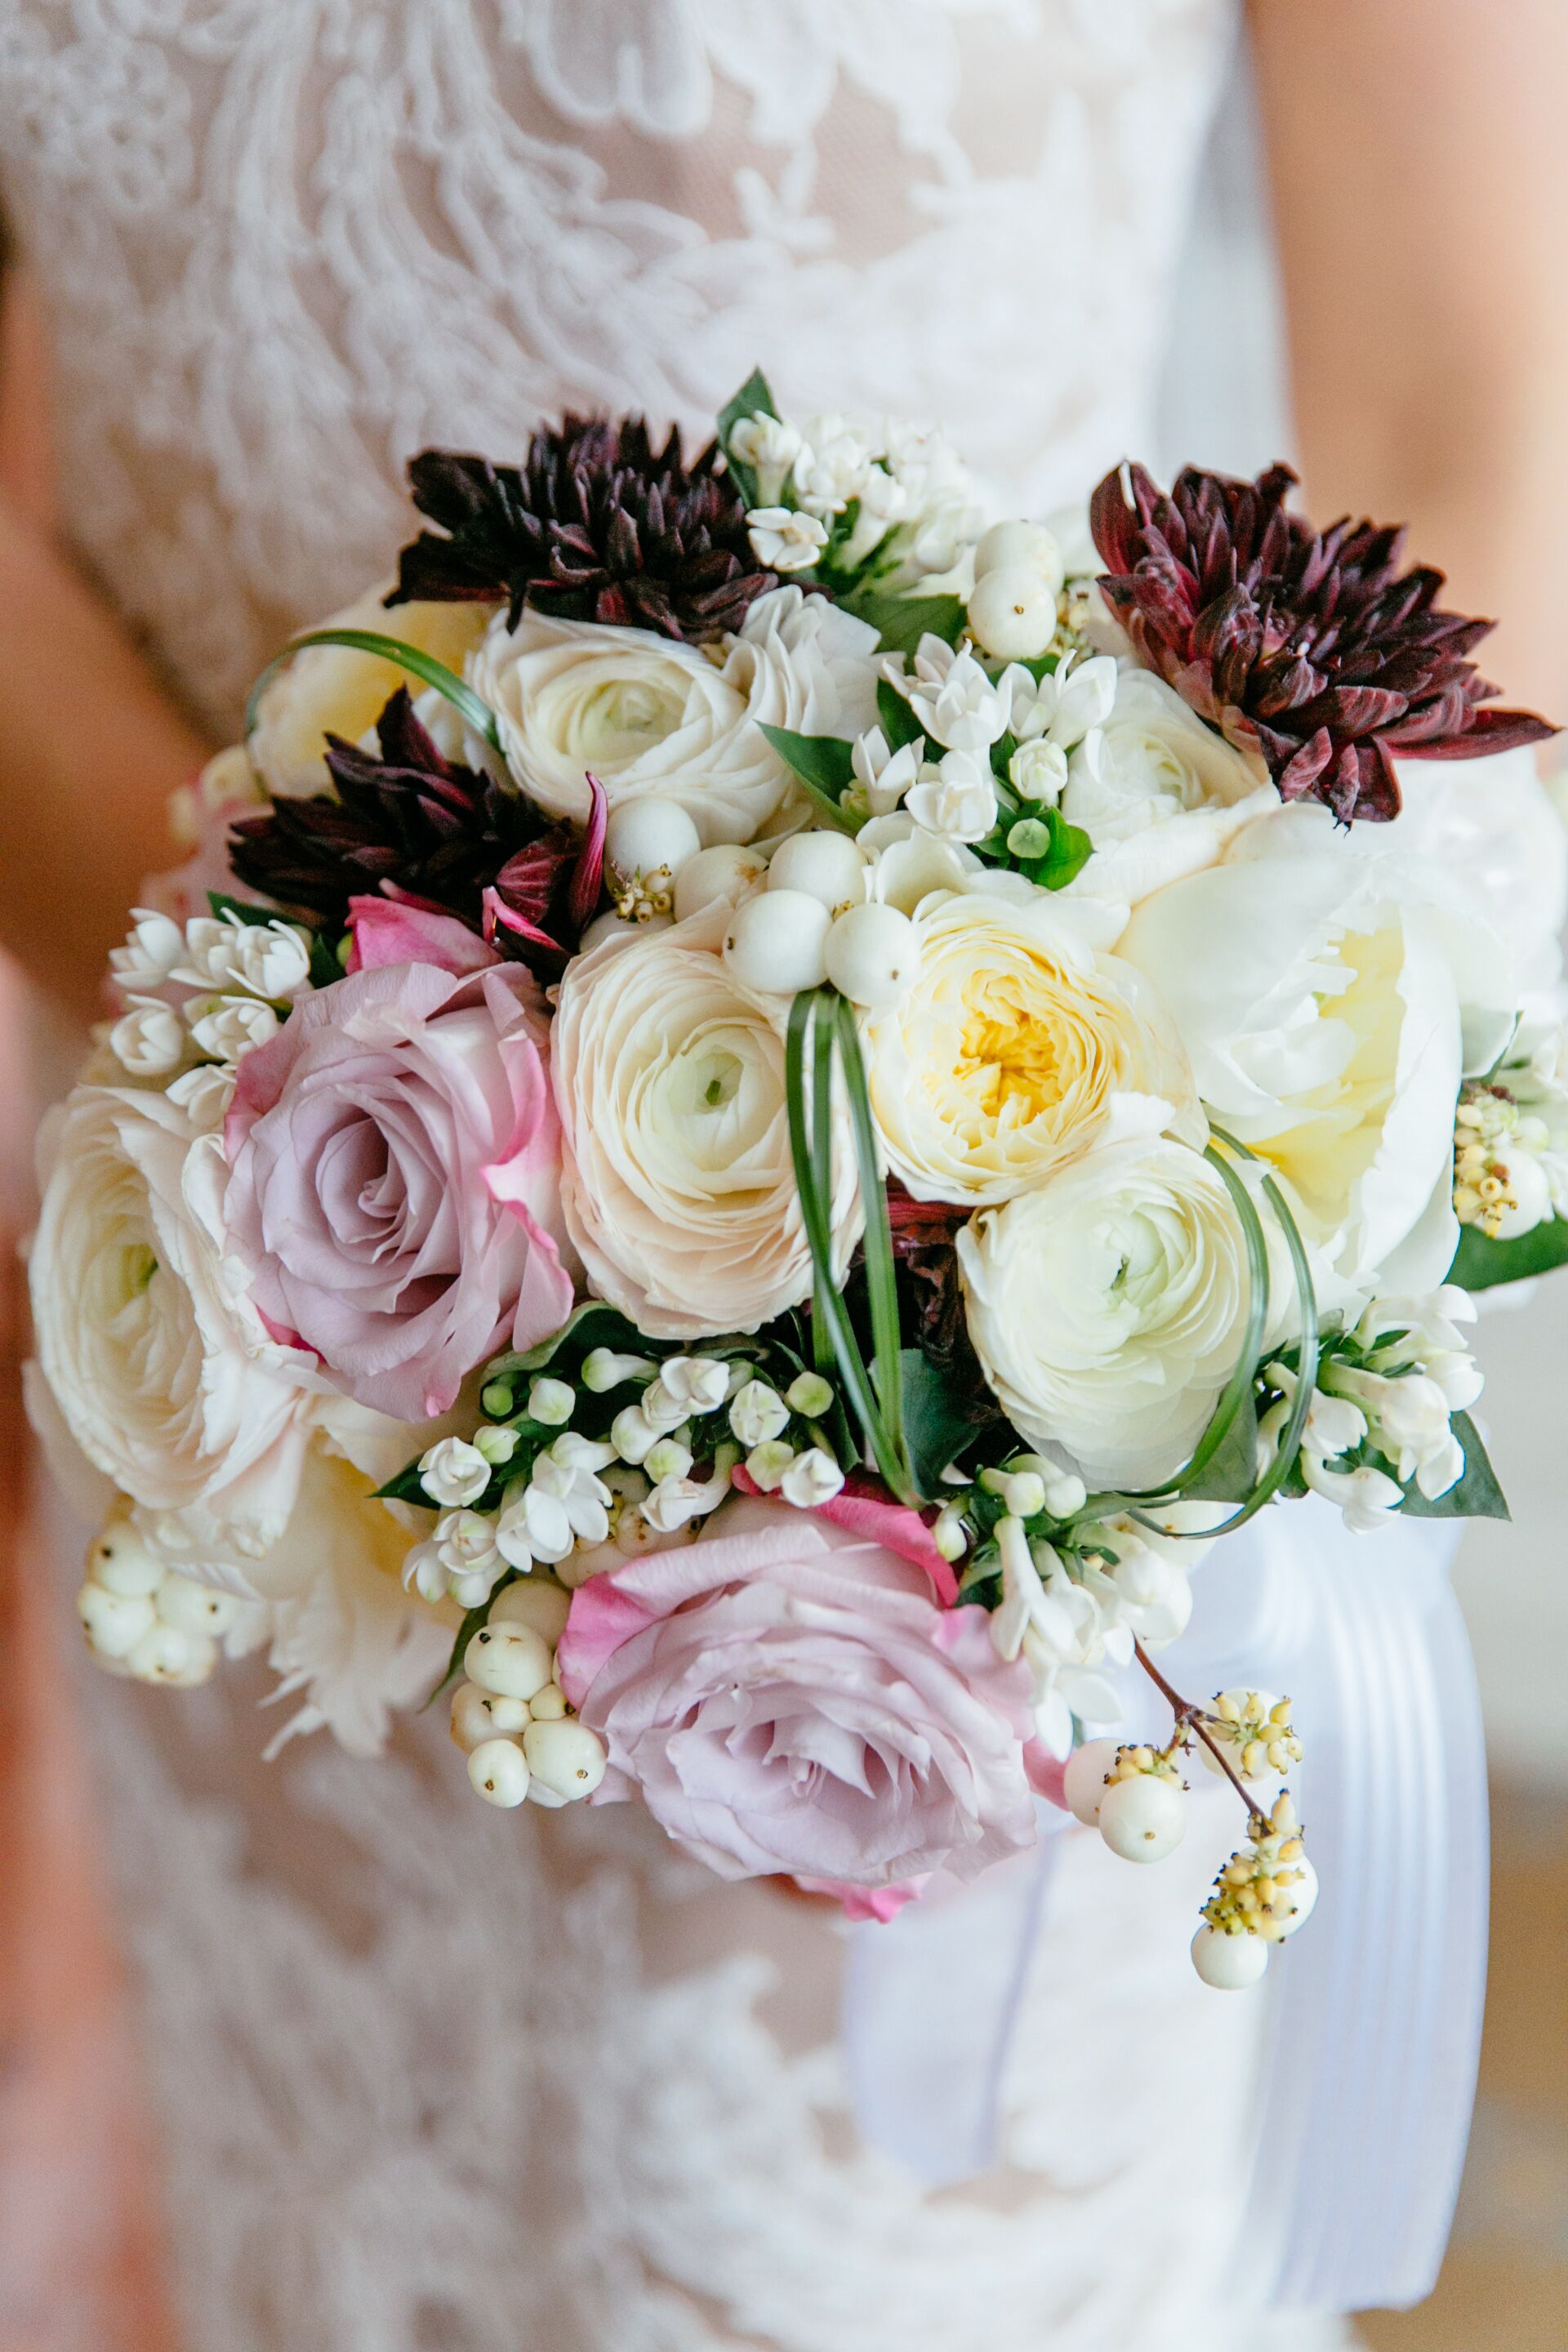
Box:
1133;1639;1268;1833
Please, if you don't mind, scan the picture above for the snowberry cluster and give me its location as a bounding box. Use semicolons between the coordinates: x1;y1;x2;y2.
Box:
77;1510;243;1686
445;1578;608;1811
1061;1685;1311;1993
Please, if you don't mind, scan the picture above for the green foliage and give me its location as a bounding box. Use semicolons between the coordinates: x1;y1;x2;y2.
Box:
875;675;924;752
840;590;966;654
243;629;503;753
1392;1412;1510;1522
715;368;779;507
1448;1216;1568;1290
899;1348;987;1503
755;724;863;831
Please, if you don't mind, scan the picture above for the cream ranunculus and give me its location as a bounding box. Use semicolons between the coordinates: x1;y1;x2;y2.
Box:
1118;805;1519;1293
472;594;837;845
958;1136;1260;1489
552;908;862;1337
248;585;494;799
862;881;1202;1205
1062;668;1277;913
29;1088;315;1561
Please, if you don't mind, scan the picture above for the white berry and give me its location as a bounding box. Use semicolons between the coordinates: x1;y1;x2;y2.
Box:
463;1622;553;1701
967;567;1058;662
523;1717;608;1802
528;1683;568;1722
1062;1737;1120;1828
823;901;918;1006
78;1583;157;1659
604;796;702;884
765;830;867;912
973;519;1065;598
1098;1772;1187;1863
124;1622;216;1686
722;889;830;994
675;843;769;921
85;1524;165;1598
154;1576;240;1637
467;1737;531;1808
1192;1926;1271;1990
450;1684;497;1753
489;1579;572;1646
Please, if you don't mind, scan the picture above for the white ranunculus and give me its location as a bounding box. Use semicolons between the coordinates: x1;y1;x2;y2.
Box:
29;1089;314;1561
248;585;494;799
718;585;880;804
470;604;820;845
1118;805;1520;1293
1061;668;1278;911
1388;744;1568;1007
552;907;862;1337
958;1136;1260;1489
862;881;1202;1205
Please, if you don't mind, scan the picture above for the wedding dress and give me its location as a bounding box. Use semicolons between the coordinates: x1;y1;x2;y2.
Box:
0;5;1361;2346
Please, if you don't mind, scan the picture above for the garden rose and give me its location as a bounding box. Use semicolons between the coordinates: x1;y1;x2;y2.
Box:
556;1494;1038;1888
1062;667;1276;911
470;586;877;845
248;585;493;799
224;961;573;1422
958;1135;1263;1488
551;908;862;1338
29;1088;314;1560
862;880;1201;1205
1118;806;1518;1291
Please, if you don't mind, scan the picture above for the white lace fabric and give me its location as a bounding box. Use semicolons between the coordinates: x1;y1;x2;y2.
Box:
2;4;1357;2345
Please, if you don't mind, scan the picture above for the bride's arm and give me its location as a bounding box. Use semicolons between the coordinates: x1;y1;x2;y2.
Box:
0;261;212;1022
1250;0;1568;715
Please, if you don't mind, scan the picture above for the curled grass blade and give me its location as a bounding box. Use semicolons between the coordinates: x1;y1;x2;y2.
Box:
244;629;504;755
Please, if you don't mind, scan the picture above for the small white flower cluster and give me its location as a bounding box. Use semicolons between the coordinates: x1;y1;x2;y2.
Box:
858;633;1117;851
77;1509;247;1687
985;1490;1200;1760
1063;1687;1312;1991
1454;1030;1568;1239
737;409;982;587
445;1579;608;1812
1260;1287;1484;1533
407;1352;853;1605
107;905;314;1114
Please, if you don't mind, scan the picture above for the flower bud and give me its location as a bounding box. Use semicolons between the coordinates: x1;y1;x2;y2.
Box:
785;1371;834;1419
528;1377;575;1427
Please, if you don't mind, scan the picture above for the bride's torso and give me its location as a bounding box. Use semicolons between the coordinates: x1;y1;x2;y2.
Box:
0;0;1236;730
0;11;1369;2352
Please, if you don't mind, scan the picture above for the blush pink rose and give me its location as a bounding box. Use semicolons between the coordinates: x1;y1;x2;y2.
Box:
224;960;573;1420
556;1494;1038;1890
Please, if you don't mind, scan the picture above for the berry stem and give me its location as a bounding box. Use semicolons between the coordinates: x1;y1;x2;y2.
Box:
1133;1639;1269;1833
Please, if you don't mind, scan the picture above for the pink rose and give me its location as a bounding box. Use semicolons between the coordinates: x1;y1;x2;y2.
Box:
557;1494;1038;1890
224;961;574;1420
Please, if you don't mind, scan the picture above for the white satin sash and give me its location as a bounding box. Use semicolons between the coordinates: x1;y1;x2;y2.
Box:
841;1497;1487;2314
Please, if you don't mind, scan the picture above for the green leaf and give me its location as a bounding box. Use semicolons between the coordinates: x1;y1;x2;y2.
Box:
1448;1216;1568;1290
1181;1388;1260;1506
900;1348;983;1503
715;367;778;506
875;675;924;753
244;629;503;754
1018;807;1094;893
756;724;862;832
488;1300;646;1380
840;591;966;655
1395;1411;1511;1521
833;996;908;1477
207;890;289;929
375;1463;438;1506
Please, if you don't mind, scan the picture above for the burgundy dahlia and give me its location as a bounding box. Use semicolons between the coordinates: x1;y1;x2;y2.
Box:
228;689;572;938
386;416;777;643
1090;460;1553;822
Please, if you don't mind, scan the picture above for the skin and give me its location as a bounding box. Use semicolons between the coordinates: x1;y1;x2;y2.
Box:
3;0;1568;1014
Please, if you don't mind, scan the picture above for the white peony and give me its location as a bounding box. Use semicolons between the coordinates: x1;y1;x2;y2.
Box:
862;880;1202;1205
470;595;875;846
551;906;862;1337
958;1135;1262;1489
29;1089;315;1561
248;585;493;799
1118;806;1520;1293
1061;668;1277;911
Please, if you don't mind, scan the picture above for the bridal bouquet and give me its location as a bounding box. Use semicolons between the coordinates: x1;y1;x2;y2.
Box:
30;371;1563;1991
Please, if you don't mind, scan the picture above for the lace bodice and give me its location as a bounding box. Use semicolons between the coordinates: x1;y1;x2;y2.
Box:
0;7;1367;2350
2;0;1236;735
